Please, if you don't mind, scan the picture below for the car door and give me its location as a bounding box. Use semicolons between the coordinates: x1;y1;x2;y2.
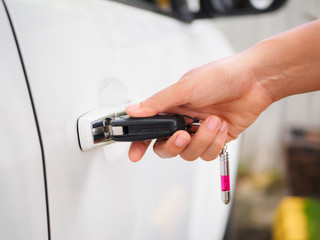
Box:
0;1;48;239
5;0;240;239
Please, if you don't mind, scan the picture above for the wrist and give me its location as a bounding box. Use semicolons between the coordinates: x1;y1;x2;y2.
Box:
247;38;289;102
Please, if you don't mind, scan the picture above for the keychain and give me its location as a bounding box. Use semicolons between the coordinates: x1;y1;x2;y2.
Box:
220;145;230;204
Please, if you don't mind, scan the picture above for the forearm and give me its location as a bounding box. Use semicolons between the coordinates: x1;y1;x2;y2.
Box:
248;20;320;101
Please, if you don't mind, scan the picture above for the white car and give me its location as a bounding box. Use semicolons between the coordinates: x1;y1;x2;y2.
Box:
0;0;286;239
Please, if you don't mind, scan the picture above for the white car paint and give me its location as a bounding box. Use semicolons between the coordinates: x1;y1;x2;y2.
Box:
3;0;240;239
0;2;48;239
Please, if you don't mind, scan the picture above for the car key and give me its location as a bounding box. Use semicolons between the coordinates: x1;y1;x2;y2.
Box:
109;115;186;142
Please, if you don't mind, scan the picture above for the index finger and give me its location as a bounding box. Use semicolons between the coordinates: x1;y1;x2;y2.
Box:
126;81;191;117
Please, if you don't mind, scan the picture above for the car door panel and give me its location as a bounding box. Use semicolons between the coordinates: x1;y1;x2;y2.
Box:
0;2;48;239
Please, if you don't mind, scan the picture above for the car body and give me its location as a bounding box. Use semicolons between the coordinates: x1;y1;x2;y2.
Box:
0;0;240;239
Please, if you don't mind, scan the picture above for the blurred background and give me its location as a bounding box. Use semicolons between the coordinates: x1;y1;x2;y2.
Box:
212;1;320;239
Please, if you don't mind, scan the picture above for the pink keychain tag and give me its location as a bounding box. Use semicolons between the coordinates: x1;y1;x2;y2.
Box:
219;145;230;204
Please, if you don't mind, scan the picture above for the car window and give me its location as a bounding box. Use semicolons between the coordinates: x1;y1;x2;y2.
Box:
112;0;194;22
112;0;287;22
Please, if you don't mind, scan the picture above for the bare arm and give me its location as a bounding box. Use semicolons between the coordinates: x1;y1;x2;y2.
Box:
252;20;320;100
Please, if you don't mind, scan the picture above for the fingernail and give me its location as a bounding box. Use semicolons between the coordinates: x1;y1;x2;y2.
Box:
207;117;220;130
126;103;140;112
175;135;188;147
219;121;227;132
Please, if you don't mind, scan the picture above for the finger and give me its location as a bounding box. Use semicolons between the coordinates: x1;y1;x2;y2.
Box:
200;121;228;161
128;141;151;162
180;116;221;161
153;130;191;158
126;81;192;117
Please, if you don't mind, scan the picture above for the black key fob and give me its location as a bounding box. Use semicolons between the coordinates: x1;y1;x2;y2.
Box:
110;115;186;142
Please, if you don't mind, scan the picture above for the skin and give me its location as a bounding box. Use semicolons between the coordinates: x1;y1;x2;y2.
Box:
126;20;320;162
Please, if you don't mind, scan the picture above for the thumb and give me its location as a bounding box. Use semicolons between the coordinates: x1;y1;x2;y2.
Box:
126;82;189;117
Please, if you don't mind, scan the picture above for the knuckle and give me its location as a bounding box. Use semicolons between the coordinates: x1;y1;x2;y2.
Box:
141;94;161;114
166;151;179;158
194;133;211;146
153;143;177;159
155;150;171;159
179;72;192;82
200;155;215;161
200;144;222;161
216;137;226;150
148;95;159;111
210;147;221;159
153;143;166;158
179;66;199;82
154;150;167;159
180;152;197;161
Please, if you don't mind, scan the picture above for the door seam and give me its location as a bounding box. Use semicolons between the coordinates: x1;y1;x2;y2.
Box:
1;1;51;239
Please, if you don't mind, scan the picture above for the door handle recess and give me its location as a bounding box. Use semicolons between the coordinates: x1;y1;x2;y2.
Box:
77;108;126;151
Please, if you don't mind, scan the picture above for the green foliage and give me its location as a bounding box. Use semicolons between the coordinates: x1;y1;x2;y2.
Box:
305;198;320;240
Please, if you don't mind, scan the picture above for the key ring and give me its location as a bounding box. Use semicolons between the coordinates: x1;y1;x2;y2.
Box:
183;115;200;132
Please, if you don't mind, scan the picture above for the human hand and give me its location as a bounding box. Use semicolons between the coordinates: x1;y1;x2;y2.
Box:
126;50;274;162
125;20;320;162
